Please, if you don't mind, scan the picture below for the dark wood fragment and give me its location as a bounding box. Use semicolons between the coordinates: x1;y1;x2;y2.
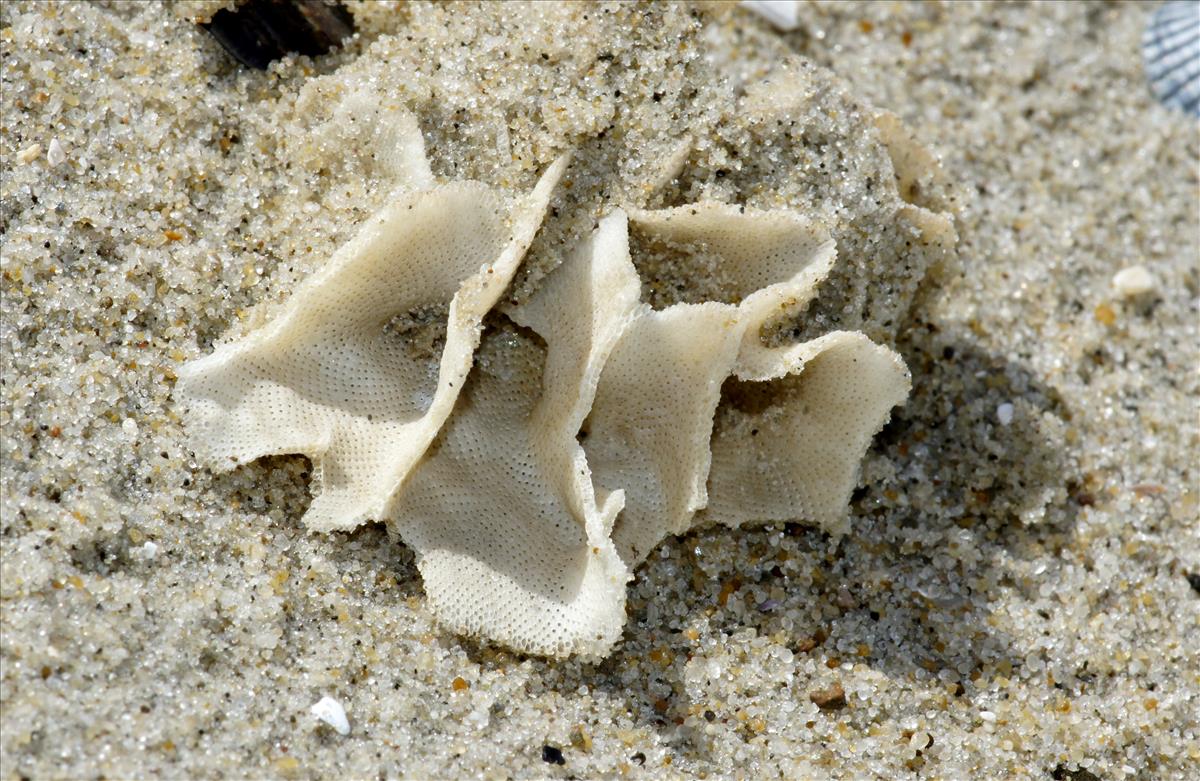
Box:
200;0;354;70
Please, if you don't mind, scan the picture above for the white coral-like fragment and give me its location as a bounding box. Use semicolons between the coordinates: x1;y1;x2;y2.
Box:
585;295;743;567
700;332;910;537
627;202;838;383
380;201;906;655
178;105;922;659
385;215;640;657
177;112;568;532
585;202;889;567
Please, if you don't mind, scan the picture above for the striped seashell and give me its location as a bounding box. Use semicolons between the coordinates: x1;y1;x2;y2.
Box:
1142;1;1200;116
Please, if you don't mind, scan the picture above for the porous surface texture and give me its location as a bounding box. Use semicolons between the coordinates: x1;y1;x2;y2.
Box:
2;2;1197;780
173;0;921;658
176;153;566;534
175;91;910;658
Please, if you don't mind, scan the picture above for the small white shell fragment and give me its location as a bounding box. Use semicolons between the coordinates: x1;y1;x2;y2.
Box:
740;0;801;31
16;143;42;164
140;541;159;559
996;403;1014;426
47;138;66;167
310;695;350;735
1111;265;1156;298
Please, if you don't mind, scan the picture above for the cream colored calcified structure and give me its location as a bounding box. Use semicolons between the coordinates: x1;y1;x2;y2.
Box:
176;110;570;533
587;204;910;568
177;96;910;658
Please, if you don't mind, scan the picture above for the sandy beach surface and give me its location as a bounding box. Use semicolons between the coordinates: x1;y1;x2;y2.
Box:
2;2;1197;779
